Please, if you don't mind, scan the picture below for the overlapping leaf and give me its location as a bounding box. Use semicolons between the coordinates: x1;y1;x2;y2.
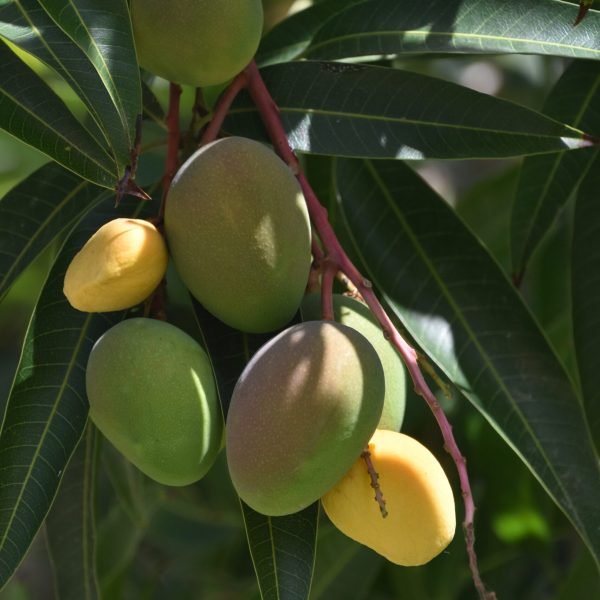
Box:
0;196;152;589
511;61;600;278
36;0;140;156
241;502;318;600
225;61;591;160
45;424;99;600
0;0;139;168
572;151;600;454
302;0;600;62
0;41;117;187
0;162;110;302
257;0;364;66
336;158;600;565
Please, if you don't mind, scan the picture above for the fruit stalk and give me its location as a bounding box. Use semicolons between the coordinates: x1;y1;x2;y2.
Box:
159;82;182;219
241;60;494;600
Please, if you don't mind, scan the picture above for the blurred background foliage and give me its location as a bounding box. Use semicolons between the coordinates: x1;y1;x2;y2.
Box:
0;2;598;598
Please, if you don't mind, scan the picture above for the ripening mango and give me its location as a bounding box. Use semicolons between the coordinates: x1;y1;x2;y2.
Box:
63;218;168;313
165;137;311;333
131;0;263;86
86;318;222;486
301;293;406;431
226;320;385;516
322;429;456;566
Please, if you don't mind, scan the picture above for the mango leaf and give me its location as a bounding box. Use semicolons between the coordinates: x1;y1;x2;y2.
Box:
37;0;140;155
310;525;382;600
0;0;138;168
45;424;99;600
336;158;600;566
0;41;117;187
225;61;591;160
257;0;364;67
572;151;600;454
191;302;318;600
510;60;600;278
302;0;600;62
241;501;318;600
0;162;110;303
0;195;154;589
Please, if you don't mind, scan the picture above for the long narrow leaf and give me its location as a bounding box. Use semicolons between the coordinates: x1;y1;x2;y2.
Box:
225;61;592;160
336;157;600;566
0;196;153;588
511;60;600;277
37;0;140;159
0;162;110;302
0;41;117;187
0;0;134;167
241;501;318;600
572;151;600;454
303;0;600;62
45;423;99;600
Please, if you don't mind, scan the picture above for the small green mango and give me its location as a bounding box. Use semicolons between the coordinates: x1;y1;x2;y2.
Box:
165;137;311;333
131;0;263;87
226;320;385;516
86;318;222;486
301;293;406;431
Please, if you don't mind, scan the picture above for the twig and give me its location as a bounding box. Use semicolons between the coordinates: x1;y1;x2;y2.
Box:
159;82;182;220
242;60;493;600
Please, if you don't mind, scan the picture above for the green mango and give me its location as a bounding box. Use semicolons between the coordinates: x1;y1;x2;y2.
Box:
301;293;406;431
131;0;263;87
86;318;222;486
165;137;311;333
226;320;385;516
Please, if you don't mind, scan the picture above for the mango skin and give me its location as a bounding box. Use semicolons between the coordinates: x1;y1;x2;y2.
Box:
301;293;406;431
226;320;385;516
86;318;222;486
63;218;168;313
131;0;263;86
165;137;311;333
322;429;456;566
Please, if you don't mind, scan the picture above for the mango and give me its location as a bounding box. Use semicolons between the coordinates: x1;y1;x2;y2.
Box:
322;429;456;566
86;318;222;486
226;320;385;516
301;293;406;431
165;137;311;333
131;0;263;87
63;218;168;313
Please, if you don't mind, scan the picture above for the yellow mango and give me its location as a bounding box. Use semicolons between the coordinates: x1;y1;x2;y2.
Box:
63;218;168;312
322;429;456;566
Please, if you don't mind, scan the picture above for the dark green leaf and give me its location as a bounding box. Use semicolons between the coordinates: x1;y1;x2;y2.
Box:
257;0;364;67
241;501;318;600
510;60;600;277
0;163;109;302
572;150;600;454
336;157;600;566
310;525;382;600
0;0;138;169
0;42;116;187
45;424;99;600
36;0;141;162
0;195;154;589
225;61;591;160
303;0;600;61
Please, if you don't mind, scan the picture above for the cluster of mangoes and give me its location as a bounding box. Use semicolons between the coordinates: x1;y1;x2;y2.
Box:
61;0;456;568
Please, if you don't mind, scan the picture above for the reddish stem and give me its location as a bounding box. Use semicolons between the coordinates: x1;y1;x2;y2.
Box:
199;70;249;147
243;60;493;600
159;83;182;220
320;260;336;320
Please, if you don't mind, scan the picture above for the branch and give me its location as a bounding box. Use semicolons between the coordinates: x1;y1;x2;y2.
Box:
243;60;494;600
